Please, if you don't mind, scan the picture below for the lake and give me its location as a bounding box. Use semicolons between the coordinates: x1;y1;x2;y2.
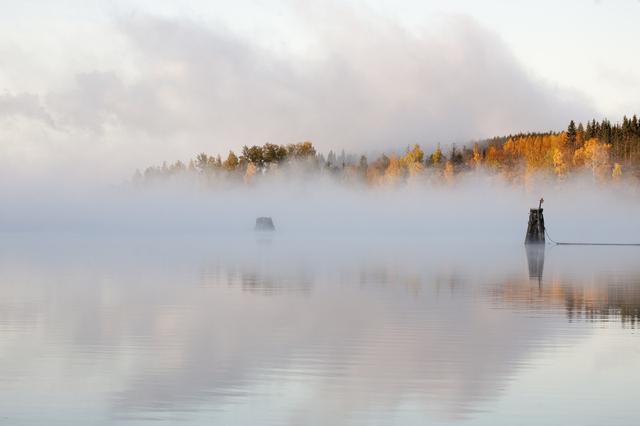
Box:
0;234;638;425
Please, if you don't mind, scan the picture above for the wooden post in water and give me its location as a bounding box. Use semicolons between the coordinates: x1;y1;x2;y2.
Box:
525;198;545;244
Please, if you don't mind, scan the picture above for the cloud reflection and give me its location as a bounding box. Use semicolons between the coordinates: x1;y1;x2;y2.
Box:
0;237;638;424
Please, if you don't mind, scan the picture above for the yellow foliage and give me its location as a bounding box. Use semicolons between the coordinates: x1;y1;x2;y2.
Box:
400;144;425;179
366;165;383;185
403;144;424;165
552;147;567;178
485;145;501;168
430;146;443;166
573;138;611;180
444;161;455;183
406;161;424;178
471;143;482;168
612;163;622;180
384;155;405;184
494;133;569;176
223;151;239;171
244;163;257;184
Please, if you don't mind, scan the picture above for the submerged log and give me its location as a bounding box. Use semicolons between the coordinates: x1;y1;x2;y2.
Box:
524;198;545;244
255;217;275;231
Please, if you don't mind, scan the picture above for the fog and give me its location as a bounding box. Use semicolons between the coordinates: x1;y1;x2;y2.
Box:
0;6;595;181
2;172;640;247
3;4;640;425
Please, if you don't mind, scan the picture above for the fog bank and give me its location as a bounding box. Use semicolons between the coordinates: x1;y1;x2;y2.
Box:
2;174;639;246
0;7;594;181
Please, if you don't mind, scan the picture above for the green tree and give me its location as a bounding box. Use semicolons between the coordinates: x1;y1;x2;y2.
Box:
567;120;577;147
287;141;316;159
359;155;368;171
450;145;463;165
262;143;287;164
576;122;585;147
241;145;265;167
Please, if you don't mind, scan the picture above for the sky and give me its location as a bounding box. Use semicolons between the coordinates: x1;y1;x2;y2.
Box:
0;0;639;181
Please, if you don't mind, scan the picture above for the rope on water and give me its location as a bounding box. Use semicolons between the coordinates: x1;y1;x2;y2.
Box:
544;229;560;245
545;228;640;246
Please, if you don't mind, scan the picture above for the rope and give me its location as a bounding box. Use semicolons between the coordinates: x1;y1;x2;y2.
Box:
544;228;640;246
544;229;559;245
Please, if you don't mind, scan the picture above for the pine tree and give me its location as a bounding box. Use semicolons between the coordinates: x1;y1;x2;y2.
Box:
567;120;577;147
359;155;368;171
576;122;585;147
327;150;336;168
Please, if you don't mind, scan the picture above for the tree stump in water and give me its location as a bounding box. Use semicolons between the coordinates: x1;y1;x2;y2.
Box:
525;208;545;244
255;217;275;231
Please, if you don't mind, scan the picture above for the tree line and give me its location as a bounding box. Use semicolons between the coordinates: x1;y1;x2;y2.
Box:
135;115;640;185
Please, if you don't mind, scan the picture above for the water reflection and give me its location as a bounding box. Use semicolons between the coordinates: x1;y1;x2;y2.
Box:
525;244;545;286
0;236;639;425
491;245;640;327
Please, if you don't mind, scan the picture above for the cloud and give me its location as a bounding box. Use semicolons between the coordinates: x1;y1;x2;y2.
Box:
0;92;55;127
1;8;596;181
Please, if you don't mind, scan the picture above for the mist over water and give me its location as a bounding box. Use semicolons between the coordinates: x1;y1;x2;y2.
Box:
2;173;640;243
1;174;640;424
1;1;639;423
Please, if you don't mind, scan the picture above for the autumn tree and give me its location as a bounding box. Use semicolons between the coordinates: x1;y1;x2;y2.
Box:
403;144;425;178
444;161;455;183
244;163;257;184
573;138;611;181
223;151;239;171
429;145;444;167
471;143;482;168
262;143;287;164
552;147;567;179
287;141;316;159
404;144;424;164
241;145;265;167
484;145;501;169
612;163;622;180
384;155;405;184
135;115;640;186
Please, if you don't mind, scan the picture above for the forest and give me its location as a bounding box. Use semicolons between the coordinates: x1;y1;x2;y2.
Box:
135;115;640;186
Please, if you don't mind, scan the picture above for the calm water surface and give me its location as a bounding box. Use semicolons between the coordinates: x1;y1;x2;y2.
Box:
0;234;638;425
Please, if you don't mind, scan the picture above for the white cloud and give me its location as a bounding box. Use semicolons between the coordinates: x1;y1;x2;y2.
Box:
0;92;55;127
0;9;596;182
